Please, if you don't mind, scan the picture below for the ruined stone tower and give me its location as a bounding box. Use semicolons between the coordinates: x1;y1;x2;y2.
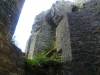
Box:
25;1;73;61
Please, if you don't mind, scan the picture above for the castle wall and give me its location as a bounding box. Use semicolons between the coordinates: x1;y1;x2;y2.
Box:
0;0;25;74
56;18;72;61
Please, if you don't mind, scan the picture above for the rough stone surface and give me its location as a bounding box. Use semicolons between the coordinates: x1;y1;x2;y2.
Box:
25;1;73;60
25;0;100;75
56;18;72;61
45;1;73;61
0;0;25;40
0;44;25;75
67;0;100;74
74;0;90;4
25;11;56;59
0;0;25;75
25;61;77;75
45;1;73;25
73;0;90;8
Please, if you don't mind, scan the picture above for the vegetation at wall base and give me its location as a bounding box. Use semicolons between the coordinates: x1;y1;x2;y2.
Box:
25;52;63;66
25;52;49;66
25;42;63;66
44;42;56;52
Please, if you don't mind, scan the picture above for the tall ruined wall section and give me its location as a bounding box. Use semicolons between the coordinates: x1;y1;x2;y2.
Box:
25;12;56;59
26;0;100;75
46;1;73;61
56;18;72;61
26;1;73;61
0;0;25;75
67;0;100;74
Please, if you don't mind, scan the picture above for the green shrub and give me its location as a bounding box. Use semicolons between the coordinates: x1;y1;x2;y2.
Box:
26;52;49;66
26;52;63;66
25;42;63;66
25;57;34;66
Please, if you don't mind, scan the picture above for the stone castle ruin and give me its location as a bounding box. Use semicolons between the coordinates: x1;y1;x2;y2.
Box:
25;1;73;61
25;0;92;61
1;0;100;74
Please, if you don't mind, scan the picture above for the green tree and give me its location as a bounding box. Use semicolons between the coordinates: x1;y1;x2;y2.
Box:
11;35;19;47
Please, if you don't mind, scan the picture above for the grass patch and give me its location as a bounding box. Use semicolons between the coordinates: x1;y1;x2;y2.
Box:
25;42;63;66
26;52;49;66
26;52;63;66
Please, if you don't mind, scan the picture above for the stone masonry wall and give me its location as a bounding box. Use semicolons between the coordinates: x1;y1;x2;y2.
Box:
74;0;90;4
67;0;100;74
25;1;73;61
56;18;72;61
0;0;25;40
0;0;25;75
25;0;100;75
46;1;73;61
25;11;56;59
74;0;90;7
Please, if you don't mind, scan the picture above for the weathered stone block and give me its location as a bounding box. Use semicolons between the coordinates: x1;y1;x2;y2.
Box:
56;18;72;61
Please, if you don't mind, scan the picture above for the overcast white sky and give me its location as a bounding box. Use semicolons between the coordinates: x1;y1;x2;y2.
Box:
14;0;74;52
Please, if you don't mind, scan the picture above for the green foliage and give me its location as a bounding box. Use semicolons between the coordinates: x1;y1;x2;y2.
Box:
26;52;63;66
11;35;18;46
11;35;21;49
25;42;63;66
44;42;56;52
50;53;64;62
26;52;49;66
26;57;34;66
